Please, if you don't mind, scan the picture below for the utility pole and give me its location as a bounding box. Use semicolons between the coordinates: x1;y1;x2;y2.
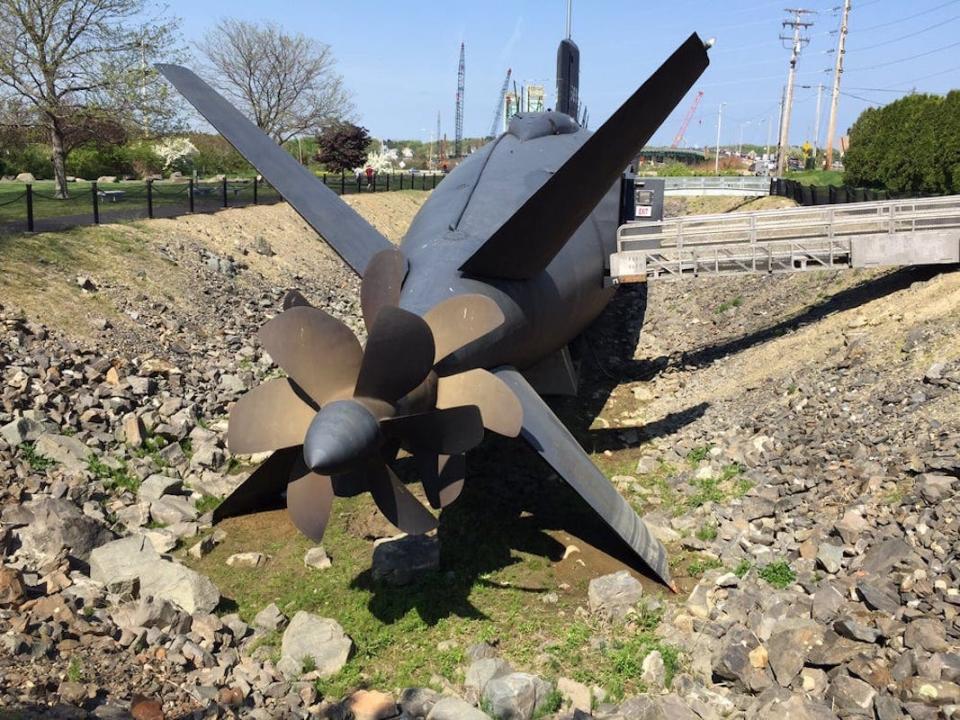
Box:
715;103;725;175
776;8;815;176
825;0;851;170
813;82;824;160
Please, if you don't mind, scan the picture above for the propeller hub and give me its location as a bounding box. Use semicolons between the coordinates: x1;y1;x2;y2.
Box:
303;400;381;475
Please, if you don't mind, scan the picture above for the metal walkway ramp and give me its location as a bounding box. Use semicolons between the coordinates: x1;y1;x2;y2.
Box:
610;195;960;283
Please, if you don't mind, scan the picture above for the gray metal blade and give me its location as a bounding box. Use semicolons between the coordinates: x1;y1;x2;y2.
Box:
459;33;710;279
227;378;317;455
286;455;335;542
354;306;435;403
259;306;363;407
155;64;393;276
212;447;299;524
380;405;484;455
417;453;466;509
495;367;673;588
361;248;409;332
367;461;438;535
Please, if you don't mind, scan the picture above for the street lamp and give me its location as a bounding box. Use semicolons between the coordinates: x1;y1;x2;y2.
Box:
715;103;726;176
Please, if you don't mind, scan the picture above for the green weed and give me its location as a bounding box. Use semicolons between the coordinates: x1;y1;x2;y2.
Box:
19;442;55;471
758;561;796;589
87;455;139;492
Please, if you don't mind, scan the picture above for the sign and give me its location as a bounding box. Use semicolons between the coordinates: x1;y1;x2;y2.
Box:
635;205;653;218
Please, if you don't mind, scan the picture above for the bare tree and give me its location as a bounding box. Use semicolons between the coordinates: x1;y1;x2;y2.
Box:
200;19;353;145
0;0;182;197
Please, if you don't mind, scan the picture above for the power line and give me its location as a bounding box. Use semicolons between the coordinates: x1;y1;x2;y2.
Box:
853;0;960;32
847;14;960;52
776;8;816;174
845;39;960;71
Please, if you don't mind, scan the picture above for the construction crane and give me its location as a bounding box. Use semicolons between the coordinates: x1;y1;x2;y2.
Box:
489;68;512;138
454;42;465;157
671;90;704;148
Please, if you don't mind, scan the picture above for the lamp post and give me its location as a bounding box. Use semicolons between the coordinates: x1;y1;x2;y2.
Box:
715;103;726;176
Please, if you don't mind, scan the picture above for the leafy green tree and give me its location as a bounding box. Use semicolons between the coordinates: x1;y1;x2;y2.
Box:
316;123;371;173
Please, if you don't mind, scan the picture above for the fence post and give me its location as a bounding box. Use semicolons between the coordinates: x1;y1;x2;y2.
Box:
26;184;33;232
433;173;437;189
222;176;228;208
188;178;195;213
357;174;362;193
400;173;403;190
340;170;345;195
386;173;390;192
253;176;258;205
146;179;154;219
91;181;100;224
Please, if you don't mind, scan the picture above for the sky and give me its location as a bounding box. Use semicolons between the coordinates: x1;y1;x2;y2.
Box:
167;0;960;149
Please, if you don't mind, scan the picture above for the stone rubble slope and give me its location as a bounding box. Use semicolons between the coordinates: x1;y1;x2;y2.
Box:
0;197;957;719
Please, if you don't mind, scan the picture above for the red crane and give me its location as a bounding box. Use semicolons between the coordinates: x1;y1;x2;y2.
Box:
671;90;704;148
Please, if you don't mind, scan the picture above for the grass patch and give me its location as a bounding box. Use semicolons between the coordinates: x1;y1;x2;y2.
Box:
66;657;84;683
732;560;752;578
758;561;796;589
716;296;743;314
194;495;221;514
687;556;723;578
19;442;55;472
695;523;718;542
87;455;139;492
685;445;712;467
686;464;750;511
534;689;563;718
131;433;169;468
786;169;844;186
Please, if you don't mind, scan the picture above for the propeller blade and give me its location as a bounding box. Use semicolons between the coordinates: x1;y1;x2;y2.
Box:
423;294;505;365
282;289;312;310
418;453;466;509
286;456;335;542
227;378;316;454
212;447;299;523
354;306;435;403
437;369;523;437
259;305;363;406
458;33;710;279
155;64;393;276
381;405;484;454
361;248;409;332
367;461;438;535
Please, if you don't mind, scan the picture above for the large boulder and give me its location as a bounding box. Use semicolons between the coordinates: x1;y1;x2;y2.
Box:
371;534;439;586
16;497;113;565
138;559;220;613
482;672;553;720
426;697;491;720
588;570;643;619
33;432;91;473
278;611;352;678
89;535;159;585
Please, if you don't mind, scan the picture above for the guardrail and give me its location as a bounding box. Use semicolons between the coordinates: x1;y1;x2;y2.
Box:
611;195;960;282
658;176;772;196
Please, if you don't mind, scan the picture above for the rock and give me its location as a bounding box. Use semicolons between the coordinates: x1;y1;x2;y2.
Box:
712;624;772;692
138;559;220;613
16;497;113;565
149;495;198;525
806;630;870;667
482;672;553;720
587;570;643;619
466;657;513;700
767;621;825;686
916;473;956;503
138;474;182;502
226;552;267;568
130;695;164;720
371;534;439;586
816;543;843;574
279;611;352;678
759;694;840;720
304;546;332;570
834;617;880;643
860;538;915;576
855;578;900;615
254;237;275;256
835;509;869;543
641;650;666;687
399;687;440;717
0;566;26;607
904;619;949;653
898;678;960;706
76;274;97;291
89;535;159;585
826;675;876;717
253;602;286;632
58;680;88;705
557;677;591;712
346;690;397;720
15;172;35;182
34;432;91;472
427;697;491;720
1;417;43;447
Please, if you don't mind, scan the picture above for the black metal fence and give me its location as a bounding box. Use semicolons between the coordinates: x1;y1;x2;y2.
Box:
769;178;916;206
0;171;444;234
